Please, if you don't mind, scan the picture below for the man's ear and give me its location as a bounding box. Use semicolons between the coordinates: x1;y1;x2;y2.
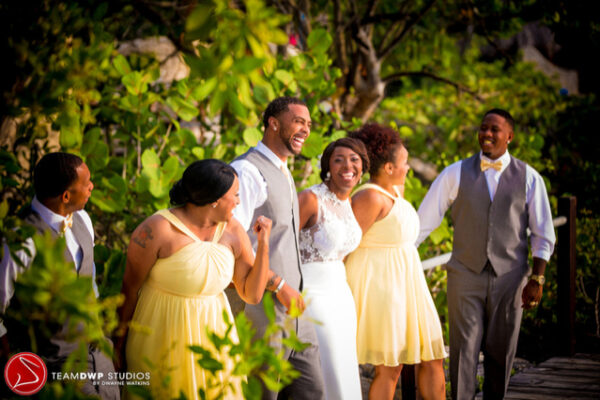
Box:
269;116;280;132
508;130;514;144
61;190;71;204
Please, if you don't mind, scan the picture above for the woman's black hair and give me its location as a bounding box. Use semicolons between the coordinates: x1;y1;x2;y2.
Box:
169;159;237;206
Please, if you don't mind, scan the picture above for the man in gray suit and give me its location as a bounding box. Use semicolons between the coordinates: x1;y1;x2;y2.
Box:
231;97;325;400
417;109;556;399
0;152;119;399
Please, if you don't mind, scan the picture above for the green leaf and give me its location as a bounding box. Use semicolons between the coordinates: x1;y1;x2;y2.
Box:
166;96;199;121
141;149;160;172
57;101;83;150
185;2;216;42
274;69;294;87
122;71;148;96
228;90;248;120
242;128;262;147
242;376;263;400
113;54;131;76
81;128;109;171
191;77;218;102
176;129;198;148
209;89;226;117
307;28;332;54
89;174;127;213
147;176;168;199
192;147;205;159
262;292;275;323
212;143;227;160
399;125;414;137
301;132;324;159
162;156;181;182
0;200;8;219
253;83;273;105
330;130;347;140
233;57;265;73
430;220;450;245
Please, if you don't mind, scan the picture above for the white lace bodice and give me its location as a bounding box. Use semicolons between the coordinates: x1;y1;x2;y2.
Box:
299;183;362;263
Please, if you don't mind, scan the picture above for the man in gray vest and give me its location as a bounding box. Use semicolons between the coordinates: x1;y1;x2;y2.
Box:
0;152;119;399
231;97;325;400
416;109;556;399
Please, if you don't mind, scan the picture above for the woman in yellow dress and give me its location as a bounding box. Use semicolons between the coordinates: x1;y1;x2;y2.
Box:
115;159;272;399
346;124;447;400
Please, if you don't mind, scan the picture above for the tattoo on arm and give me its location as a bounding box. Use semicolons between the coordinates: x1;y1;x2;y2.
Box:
133;225;154;249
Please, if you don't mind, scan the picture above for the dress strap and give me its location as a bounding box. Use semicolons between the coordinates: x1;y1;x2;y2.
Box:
211;222;227;243
353;183;397;201
155;209;201;242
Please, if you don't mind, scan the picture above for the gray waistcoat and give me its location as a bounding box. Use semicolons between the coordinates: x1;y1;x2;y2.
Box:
22;207;95;359
234;148;308;339
448;154;529;276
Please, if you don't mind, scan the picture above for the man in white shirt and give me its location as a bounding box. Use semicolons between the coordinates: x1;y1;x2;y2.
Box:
417;109;555;400
0;152;119;399
231;97;325;400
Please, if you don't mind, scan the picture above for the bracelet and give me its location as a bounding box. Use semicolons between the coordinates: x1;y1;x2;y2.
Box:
530;274;545;285
273;278;285;294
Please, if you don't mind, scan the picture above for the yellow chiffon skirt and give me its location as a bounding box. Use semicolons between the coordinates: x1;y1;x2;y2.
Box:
346;242;447;366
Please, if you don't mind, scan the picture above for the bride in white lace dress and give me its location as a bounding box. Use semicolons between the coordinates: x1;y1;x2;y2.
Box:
298;138;369;400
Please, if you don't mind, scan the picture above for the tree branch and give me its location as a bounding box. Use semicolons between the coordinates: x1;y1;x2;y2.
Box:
362;11;409;25
382;71;484;101
364;0;379;19
333;0;349;74
377;0;437;60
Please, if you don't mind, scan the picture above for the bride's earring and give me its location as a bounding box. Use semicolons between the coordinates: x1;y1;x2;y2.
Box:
325;171;331;181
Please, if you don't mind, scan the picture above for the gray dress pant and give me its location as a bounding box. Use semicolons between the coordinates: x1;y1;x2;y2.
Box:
447;261;528;400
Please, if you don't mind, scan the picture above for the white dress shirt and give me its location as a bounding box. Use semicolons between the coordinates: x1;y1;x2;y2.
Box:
231;141;292;231
0;198;97;336
416;151;555;261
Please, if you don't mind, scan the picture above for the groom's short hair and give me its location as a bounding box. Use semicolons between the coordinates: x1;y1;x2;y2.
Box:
34;152;83;200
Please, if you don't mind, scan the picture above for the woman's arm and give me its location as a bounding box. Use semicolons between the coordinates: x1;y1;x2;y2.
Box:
231;216;272;304
351;189;384;234
114;217;162;370
298;189;318;230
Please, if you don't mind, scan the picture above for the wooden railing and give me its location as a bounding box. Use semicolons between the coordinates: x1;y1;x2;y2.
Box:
401;196;577;399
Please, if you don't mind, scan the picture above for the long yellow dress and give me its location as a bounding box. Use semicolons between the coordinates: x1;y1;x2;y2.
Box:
126;209;243;399
345;184;447;366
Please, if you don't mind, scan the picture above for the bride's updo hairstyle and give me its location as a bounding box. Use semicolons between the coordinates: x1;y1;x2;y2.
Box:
320;137;370;182
170;159;237;206
349;123;404;176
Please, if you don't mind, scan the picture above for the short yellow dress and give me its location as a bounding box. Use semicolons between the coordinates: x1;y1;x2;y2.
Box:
126;209;243;399
345;184;447;366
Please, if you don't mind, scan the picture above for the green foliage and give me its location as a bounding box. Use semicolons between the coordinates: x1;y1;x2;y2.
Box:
6;232;122;352
3;231;122;396
573;211;600;344
191;294;303;399
519;210;600;361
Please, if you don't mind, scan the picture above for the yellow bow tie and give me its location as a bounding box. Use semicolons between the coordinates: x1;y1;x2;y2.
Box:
61;214;73;233
480;159;502;172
